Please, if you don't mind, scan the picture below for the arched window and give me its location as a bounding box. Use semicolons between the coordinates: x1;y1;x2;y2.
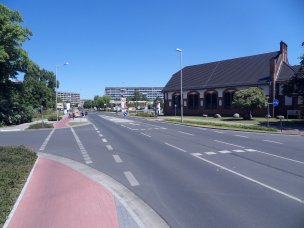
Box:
172;93;181;109
188;92;199;109
205;91;217;109
224;90;236;109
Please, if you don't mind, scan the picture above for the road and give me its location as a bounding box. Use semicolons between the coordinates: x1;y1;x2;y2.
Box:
1;112;304;228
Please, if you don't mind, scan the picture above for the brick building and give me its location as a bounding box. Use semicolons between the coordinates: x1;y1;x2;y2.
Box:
163;41;303;117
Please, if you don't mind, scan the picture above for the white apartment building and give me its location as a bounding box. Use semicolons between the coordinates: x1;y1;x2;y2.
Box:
105;87;164;101
57;91;80;106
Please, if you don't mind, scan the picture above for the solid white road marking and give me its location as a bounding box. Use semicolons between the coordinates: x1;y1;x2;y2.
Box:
245;149;257;152
191;153;304;204
164;142;187;152
205;152;217;155
39;128;55;151
102;138;108;143
141;133;151;138
235;135;249;138
214;140;245;148
106;145;113;151
113;155;123;163
263;140;283;145
178;131;194;136
255;150;304;165
233;149;245;153
0;129;21;132
124;171;140;186
218;150;232;154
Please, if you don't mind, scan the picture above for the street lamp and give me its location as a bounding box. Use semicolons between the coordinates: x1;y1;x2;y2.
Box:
176;48;183;123
55;62;69;121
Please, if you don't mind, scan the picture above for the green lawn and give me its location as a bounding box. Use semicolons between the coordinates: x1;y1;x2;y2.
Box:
27;122;53;129
0;146;37;227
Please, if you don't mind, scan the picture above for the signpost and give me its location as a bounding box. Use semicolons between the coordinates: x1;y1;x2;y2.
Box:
273;99;279;107
267;99;279;127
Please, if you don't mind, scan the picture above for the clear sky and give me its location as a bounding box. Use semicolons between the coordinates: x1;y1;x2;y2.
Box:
3;0;304;99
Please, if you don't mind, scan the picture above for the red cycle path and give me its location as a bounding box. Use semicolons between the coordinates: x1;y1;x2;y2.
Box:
9;158;119;228
53;115;70;129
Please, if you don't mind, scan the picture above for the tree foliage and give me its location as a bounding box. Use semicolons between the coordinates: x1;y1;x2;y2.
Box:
23;61;56;109
282;44;304;97
0;4;32;82
232;87;267;119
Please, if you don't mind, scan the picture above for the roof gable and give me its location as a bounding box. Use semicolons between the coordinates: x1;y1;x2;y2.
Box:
164;51;280;91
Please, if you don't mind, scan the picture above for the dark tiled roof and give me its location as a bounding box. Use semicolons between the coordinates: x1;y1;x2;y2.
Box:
277;63;298;81
163;51;280;92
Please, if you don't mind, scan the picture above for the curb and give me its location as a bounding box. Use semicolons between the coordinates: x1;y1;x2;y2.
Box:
145;118;304;136
38;152;169;228
3;157;39;228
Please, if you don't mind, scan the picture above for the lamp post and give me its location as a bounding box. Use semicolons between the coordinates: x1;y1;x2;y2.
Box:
55;62;69;121
176;48;183;123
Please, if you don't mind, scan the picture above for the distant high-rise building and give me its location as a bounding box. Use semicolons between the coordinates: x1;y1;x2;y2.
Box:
105;87;164;101
57;91;80;106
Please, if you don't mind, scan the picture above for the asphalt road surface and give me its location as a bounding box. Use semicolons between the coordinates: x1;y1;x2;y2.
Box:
1;112;304;228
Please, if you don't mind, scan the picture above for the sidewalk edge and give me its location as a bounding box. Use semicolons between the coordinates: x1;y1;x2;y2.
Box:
38;152;169;228
3;157;40;228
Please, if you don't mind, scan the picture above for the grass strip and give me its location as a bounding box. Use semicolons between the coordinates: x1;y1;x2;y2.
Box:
68;122;87;126
165;119;278;132
0;146;37;226
28;123;53;129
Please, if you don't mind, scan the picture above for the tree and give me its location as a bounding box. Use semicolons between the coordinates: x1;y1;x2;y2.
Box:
282;43;304;97
0;4;32;82
23;61;56;109
0;4;33;125
232;87;267;119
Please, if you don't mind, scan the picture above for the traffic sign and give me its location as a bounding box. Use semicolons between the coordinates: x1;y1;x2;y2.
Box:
123;111;128;117
273;99;279;107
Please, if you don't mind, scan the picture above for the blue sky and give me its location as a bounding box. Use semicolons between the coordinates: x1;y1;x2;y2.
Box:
3;0;304;99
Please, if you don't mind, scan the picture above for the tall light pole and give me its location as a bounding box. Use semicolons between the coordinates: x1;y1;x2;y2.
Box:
55;62;69;121
176;48;183;123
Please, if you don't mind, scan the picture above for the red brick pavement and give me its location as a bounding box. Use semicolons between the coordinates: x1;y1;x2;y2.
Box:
9;158;119;228
53;115;70;129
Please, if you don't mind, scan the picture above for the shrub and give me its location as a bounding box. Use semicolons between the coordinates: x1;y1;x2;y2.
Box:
47;116;62;121
28;123;53;129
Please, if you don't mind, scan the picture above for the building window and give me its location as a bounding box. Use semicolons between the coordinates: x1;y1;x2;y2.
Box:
205;92;217;109
172;93;181;109
187;92;199;109
224;90;235;109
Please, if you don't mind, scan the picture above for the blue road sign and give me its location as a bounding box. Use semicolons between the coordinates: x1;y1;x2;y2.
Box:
273;99;279;107
123;111;128;117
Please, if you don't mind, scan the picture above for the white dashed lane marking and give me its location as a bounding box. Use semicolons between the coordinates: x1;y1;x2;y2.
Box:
178;131;194;136
233;149;245;153
205;152;217;155
106;145;113;151
263;140;283;145
124;171;140;186
113;154;123;163
218;150;232;154
235;135;249;138
214;140;246;148
71;128;92;164
39;129;55;151
102;138;108;143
